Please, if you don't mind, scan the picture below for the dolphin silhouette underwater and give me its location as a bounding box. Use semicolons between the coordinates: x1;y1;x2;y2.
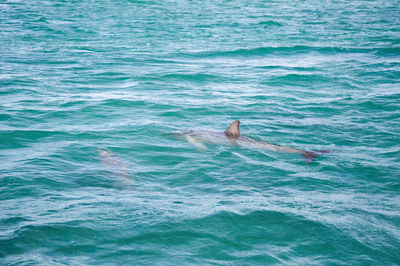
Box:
172;120;333;163
98;148;131;178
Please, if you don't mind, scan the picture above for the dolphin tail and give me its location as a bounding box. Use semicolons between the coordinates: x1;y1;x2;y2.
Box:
301;151;319;163
301;150;337;163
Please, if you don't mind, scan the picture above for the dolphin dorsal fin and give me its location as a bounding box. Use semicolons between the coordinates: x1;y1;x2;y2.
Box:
225;120;240;138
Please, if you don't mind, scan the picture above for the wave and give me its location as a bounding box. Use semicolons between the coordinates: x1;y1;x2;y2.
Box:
0;223;101;259
257;20;283;26
177;46;400;59
140;73;226;83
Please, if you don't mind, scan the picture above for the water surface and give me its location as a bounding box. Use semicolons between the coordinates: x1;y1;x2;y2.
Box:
1;0;400;264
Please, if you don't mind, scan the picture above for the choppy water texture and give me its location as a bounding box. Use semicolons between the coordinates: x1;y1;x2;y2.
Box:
1;0;400;264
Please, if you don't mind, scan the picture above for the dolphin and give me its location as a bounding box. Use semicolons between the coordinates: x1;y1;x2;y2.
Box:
172;120;332;163
98;148;131;179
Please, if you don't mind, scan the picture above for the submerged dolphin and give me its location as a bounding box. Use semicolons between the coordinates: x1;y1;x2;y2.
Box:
98;148;131;179
173;120;332;163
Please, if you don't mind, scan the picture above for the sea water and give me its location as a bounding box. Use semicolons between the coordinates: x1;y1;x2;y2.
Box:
1;0;399;264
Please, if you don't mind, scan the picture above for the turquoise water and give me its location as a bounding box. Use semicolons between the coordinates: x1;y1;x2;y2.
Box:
1;0;400;264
